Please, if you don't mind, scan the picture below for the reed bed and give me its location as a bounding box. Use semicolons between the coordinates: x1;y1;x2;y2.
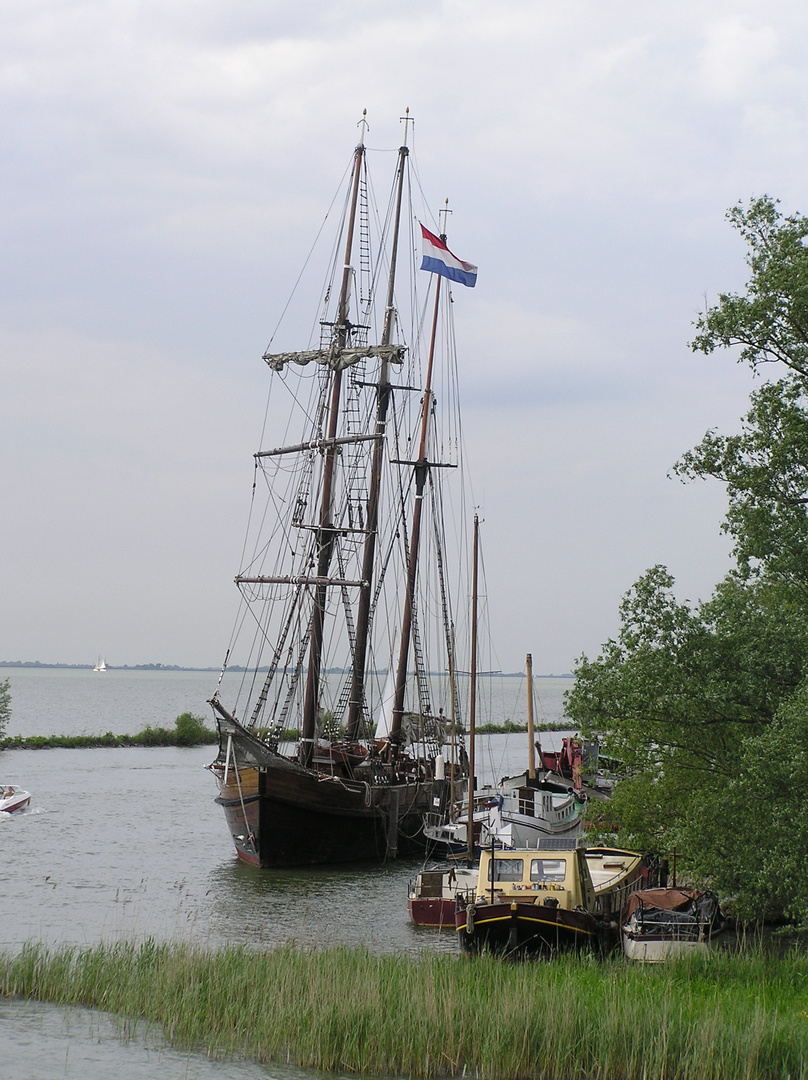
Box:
2;940;807;1079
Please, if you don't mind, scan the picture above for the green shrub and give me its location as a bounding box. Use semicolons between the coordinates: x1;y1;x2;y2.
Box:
174;712;216;746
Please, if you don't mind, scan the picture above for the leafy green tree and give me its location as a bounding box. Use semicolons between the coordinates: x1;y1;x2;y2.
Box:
568;567;808;852
685;682;808;925
0;678;9;738
690;195;808;379
567;196;808;921
174;712;216;746
682;195;808;589
674;379;808;590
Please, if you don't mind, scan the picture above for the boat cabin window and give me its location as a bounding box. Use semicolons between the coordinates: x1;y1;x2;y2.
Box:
488;858;524;882
529;858;566;882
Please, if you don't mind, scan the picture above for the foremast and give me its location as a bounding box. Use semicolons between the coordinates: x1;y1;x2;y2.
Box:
345;113;412;741
299;118;367;769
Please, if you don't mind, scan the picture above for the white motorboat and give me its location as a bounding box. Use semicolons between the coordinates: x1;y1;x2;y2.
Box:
0;785;31;814
424;773;586;854
621;888;725;962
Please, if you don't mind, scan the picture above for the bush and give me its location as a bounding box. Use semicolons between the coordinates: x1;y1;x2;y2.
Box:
174;712;216;746
0;678;10;738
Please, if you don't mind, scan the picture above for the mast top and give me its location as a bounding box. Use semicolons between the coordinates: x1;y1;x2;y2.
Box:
439;197;452;242
400;107;413;148
357;109;368;148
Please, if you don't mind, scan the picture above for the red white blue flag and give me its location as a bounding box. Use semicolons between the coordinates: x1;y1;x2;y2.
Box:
420;224;477;288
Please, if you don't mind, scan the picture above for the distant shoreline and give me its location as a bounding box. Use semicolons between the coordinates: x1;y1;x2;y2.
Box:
0;662;574;677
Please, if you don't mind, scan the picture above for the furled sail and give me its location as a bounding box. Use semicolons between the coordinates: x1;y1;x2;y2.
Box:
263;343;406;372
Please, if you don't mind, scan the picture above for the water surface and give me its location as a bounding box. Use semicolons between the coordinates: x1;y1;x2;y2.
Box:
0;668;574;1076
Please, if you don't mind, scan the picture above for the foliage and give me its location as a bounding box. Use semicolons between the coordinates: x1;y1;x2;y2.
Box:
0;712;217;751
567;197;808;921
685;681;808;925
674;378;808;589
173;712;212;746
691;195;808;378
0;678;9;738
4;940;808;1080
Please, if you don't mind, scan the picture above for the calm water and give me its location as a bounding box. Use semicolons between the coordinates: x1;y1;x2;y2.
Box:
0;668;573;1077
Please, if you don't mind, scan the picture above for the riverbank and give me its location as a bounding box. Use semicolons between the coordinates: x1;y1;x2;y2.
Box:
0;721;575;749
0;712;216;750
3;941;806;1079
474;720;577;734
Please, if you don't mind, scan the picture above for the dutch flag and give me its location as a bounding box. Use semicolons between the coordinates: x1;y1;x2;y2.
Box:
420;224;477;288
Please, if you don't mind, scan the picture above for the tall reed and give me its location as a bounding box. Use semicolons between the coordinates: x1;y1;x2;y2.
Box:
2;941;807;1079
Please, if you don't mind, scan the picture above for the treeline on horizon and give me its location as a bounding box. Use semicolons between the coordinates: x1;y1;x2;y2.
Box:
0;661;574;677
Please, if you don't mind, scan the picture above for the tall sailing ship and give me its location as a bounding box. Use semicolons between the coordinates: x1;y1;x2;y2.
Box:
207;114;478;867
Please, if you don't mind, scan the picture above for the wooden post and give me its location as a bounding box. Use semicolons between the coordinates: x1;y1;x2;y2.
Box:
526;653;536;780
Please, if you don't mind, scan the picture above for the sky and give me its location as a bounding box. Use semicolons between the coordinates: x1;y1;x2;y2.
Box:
2;0;807;673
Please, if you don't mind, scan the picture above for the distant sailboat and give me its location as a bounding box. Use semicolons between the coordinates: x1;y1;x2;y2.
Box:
93;657;107;672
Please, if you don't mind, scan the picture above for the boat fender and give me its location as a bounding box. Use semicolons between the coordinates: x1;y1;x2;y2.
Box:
363;782;371;807
466;904;475;934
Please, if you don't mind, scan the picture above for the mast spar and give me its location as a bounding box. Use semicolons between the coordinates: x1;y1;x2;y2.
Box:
466;512;479;865
300;117;367;768
390;199;454;752
346;109;413;741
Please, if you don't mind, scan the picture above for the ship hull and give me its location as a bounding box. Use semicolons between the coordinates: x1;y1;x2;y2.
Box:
210;723;433;866
455;900;607;957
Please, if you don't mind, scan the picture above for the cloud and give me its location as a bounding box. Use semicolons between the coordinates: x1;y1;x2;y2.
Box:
1;0;806;670
697;18;780;102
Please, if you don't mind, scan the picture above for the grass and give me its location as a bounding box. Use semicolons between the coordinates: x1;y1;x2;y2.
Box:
2;940;807;1079
0;712;217;750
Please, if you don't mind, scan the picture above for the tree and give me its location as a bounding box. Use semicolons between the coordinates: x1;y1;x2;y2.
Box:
566;197;808;921
691;195;808;379
0;678;10;738
682;196;808;588
567;567;808;852
685;683;808;925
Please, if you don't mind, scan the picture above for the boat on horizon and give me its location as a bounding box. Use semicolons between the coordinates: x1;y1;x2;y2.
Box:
93;657;107;672
207;114;477;867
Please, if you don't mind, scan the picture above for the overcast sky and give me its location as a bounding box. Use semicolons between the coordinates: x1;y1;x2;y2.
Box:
2;0;805;673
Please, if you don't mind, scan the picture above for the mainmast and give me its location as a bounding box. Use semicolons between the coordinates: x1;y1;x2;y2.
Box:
389;201;452;749
300;116;367;768
346;110;412;741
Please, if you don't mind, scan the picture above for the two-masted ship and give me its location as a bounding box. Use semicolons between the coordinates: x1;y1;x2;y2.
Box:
207;114;477;866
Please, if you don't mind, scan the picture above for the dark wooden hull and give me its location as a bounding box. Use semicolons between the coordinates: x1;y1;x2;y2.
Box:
455;899;607;956
211;720;433;867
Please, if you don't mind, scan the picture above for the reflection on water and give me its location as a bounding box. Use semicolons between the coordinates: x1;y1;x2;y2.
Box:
204;857;459;955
